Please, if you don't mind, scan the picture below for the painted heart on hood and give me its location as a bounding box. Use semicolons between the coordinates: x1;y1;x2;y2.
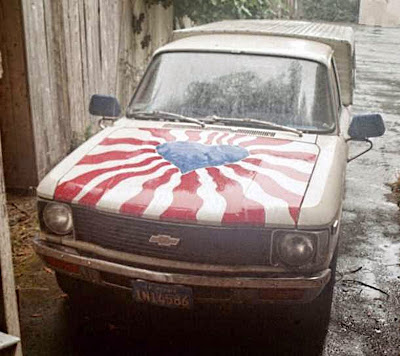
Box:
156;141;249;174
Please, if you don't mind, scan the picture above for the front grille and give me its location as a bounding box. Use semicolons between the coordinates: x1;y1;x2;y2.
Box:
72;206;271;266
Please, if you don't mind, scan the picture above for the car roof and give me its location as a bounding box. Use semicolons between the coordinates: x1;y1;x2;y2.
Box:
155;34;334;66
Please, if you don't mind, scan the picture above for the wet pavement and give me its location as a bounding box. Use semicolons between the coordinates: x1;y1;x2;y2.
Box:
15;25;400;355
323;25;400;355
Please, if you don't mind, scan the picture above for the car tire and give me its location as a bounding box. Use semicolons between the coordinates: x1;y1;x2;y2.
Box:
55;273;101;303
56;272;154;330
279;251;338;355
306;255;336;326
291;248;338;331
56;272;134;309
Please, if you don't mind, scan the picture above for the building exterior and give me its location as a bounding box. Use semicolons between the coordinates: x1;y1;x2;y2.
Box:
359;0;400;27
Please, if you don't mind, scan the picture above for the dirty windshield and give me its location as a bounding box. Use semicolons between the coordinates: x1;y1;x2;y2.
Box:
127;52;335;132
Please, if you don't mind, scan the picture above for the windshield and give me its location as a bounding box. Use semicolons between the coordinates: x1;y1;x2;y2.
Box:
127;52;335;132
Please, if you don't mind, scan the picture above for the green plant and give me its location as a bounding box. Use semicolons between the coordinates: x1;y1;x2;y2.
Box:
301;0;359;23
84;123;95;141
174;0;290;25
69;124;95;153
145;0;173;8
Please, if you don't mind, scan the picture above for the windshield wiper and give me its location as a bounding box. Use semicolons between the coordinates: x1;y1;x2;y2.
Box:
205;115;303;137
128;110;206;128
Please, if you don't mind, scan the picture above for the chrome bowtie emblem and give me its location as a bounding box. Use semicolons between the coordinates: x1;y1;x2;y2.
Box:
149;234;180;247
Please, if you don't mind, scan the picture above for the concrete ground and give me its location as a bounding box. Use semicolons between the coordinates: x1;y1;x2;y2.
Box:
324;24;400;356
12;25;400;355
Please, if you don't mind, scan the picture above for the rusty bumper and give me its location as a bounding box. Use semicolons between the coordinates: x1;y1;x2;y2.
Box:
33;238;331;303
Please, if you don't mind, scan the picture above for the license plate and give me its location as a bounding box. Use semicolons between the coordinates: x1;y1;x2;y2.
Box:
132;280;193;309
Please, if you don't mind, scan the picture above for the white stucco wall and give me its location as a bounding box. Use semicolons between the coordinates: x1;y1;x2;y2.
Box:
359;0;400;27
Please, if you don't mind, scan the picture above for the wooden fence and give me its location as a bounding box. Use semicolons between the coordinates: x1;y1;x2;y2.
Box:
0;0;37;189
0;139;22;355
0;49;22;355
22;0;173;180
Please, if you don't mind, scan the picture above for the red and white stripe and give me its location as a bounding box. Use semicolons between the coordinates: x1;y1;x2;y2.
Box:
54;127;319;226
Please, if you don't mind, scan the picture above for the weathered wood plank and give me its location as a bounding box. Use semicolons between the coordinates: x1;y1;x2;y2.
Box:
0;0;38;189
132;0;150;86
99;0;120;96
149;2;173;56
0;137;22;354
84;0;101;102
0;49;2;78
78;0;90;139
21;0;59;179
21;0;173;181
116;0;136;109
63;0;86;143
43;0;71;155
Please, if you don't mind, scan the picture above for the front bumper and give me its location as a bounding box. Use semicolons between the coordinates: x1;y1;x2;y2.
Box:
33;238;331;304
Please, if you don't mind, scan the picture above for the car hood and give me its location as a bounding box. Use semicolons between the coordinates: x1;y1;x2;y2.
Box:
39;126;320;227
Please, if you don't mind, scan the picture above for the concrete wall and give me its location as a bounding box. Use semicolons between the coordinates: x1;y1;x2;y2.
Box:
359;0;400;27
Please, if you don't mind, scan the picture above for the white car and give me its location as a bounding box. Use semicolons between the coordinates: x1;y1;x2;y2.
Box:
33;20;385;329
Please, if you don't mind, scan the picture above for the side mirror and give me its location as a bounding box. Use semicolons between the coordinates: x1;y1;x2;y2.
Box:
347;113;385;162
348;113;385;141
89;95;121;118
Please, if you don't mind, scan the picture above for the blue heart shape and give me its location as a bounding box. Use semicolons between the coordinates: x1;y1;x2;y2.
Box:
156;141;249;174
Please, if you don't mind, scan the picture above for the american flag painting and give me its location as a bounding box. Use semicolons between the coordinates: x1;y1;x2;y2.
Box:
54;127;319;226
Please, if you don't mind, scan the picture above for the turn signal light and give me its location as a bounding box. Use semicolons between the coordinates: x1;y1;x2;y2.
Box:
43;256;80;274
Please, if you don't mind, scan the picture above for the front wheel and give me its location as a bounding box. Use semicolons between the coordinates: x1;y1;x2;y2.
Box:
56;272;100;302
291;250;338;331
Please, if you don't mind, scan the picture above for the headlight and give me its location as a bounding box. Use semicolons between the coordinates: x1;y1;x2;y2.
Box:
43;203;73;235
276;232;315;267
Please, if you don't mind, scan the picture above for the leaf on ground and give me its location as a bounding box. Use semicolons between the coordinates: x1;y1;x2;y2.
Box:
16;251;28;257
43;267;55;274
30;314;43;318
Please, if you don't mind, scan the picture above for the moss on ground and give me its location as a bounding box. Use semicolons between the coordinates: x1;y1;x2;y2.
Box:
390;176;400;208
